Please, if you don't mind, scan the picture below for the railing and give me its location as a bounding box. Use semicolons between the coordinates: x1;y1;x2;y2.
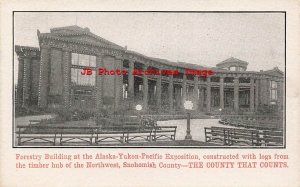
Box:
219;116;283;130
16;124;177;146
205;126;283;146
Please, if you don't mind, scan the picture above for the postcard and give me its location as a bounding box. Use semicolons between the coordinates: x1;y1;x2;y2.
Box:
1;0;299;186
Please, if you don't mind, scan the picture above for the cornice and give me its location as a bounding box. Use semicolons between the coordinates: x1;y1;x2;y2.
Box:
15;45;40;58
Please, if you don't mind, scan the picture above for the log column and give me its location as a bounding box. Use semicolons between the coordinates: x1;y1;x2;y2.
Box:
277;80;283;111
62;50;71;109
255;78;260;111
234;77;239;113
96;55;103;112
143;65;148;112
169;74;174;112
206;77;211;112
182;74;187;110
193;75;199;110
128;60;135;107
198;87;204;111
114;57;123;111
198;77;204;111
219;77;224;110
250;77;255;112
156;75;162;112
266;78;270;105
22;57;31;107
38;46;50;108
17;56;24;107
259;78;267;105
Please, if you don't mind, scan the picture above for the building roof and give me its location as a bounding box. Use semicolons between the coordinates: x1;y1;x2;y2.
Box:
40;25;218;70
263;67;284;76
15;45;40;52
30;26;283;77
15;45;40;57
217;57;249;66
40;25;124;50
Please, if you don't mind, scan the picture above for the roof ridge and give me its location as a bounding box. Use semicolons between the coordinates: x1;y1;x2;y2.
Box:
50;25;124;49
39;33;124;50
50;25;84;31
218;57;249;65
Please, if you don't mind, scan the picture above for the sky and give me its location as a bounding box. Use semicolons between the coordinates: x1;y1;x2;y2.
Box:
14;12;285;72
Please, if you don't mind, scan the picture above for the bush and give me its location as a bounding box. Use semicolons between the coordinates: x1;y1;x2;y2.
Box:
256;104;277;114
15;106;46;117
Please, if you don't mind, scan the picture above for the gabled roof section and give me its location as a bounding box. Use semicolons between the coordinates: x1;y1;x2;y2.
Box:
263;67;284;76
50;25;87;33
217;57;249;66
40;25;124;50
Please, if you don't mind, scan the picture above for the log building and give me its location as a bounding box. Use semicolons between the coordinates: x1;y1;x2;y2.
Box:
15;25;284;115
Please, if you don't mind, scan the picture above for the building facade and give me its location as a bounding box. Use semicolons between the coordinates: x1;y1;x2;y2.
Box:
15;25;284;116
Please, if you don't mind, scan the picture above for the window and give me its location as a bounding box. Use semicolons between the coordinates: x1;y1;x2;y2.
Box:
211;77;220;82
239;77;250;83
72;53;96;67
224;77;234;83
271;90;277;100
71;69;95;86
229;66;235;71
270;81;277;89
123;84;128;99
71;53;96;86
270;80;278;104
139;84;143;92
72;89;95;108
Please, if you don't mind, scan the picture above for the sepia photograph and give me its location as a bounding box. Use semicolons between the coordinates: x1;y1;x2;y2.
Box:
13;12;285;147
